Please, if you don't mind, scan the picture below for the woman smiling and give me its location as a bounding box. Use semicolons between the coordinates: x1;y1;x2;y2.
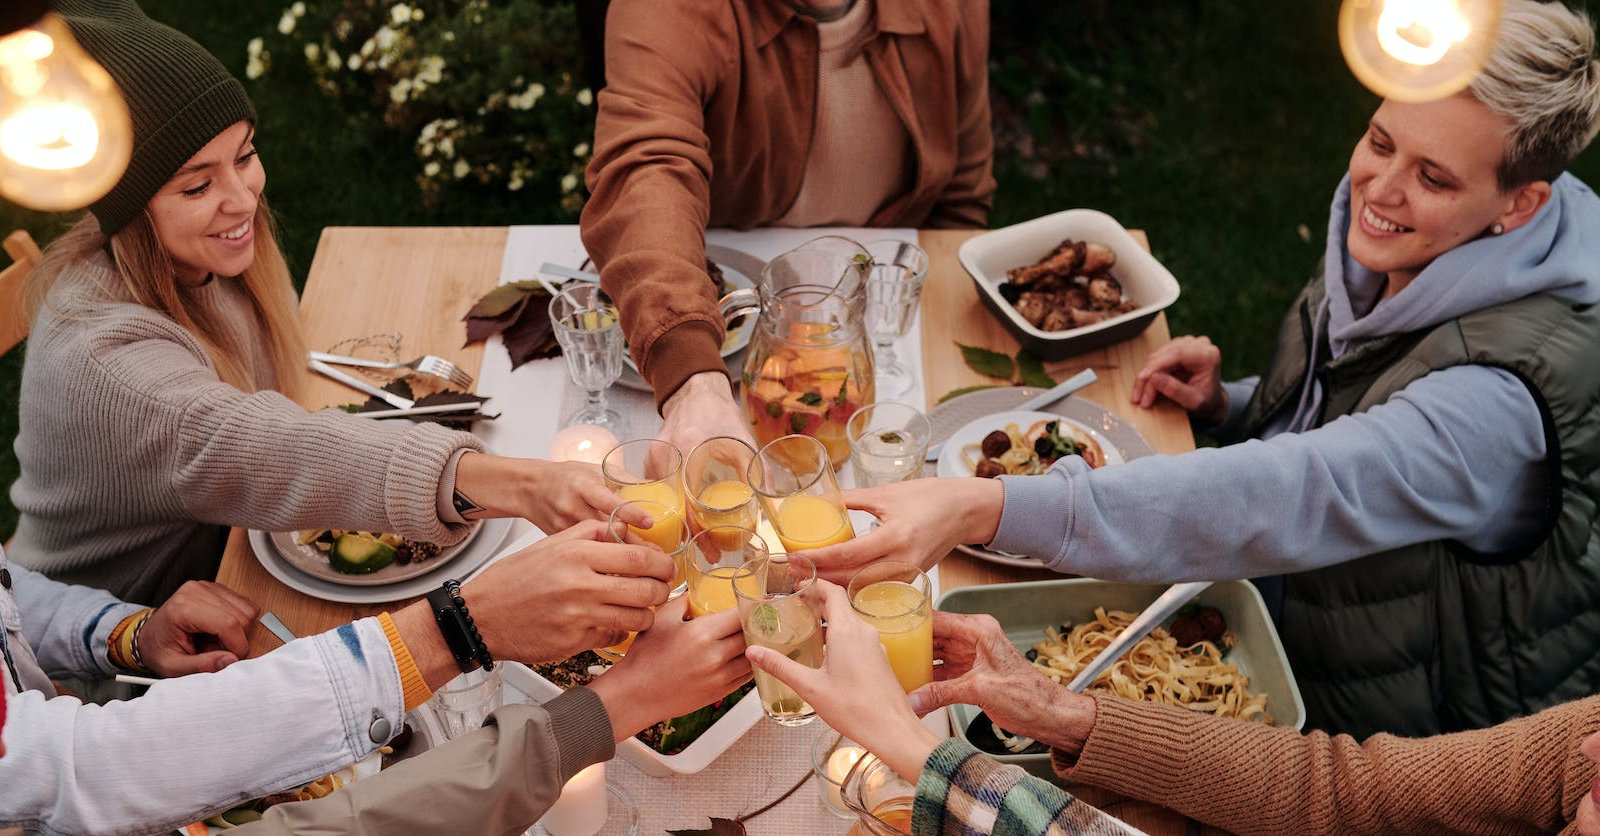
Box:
7;0;634;605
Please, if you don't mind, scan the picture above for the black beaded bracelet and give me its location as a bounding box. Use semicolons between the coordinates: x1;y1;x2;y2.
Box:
426;579;494;674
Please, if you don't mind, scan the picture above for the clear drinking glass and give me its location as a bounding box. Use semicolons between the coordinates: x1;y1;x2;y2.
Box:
734;553;822;726
599;498;688;661
747;434;855;555
430;666;504;741
684;525;766;619
684;436;760;539
847;561;933;693
811;731;867;819
549;284;625;433
600;438;686;517
846;402;931;488
862;240;929;401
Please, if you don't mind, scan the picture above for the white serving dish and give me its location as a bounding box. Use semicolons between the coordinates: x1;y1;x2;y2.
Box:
937;578;1303;783
958;208;1181;360
501;660;763;777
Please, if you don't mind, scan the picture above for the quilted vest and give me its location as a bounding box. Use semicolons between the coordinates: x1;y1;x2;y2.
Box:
1235;265;1600;738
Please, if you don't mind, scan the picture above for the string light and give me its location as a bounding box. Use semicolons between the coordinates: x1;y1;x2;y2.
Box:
1339;0;1504;102
0;6;131;211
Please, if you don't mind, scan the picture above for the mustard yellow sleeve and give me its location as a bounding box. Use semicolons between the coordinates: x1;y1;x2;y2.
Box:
378;611;435;711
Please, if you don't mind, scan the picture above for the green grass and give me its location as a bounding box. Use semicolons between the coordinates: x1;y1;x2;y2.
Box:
1;1;1597;539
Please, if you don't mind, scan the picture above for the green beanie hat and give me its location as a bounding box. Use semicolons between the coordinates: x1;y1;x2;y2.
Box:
56;0;256;235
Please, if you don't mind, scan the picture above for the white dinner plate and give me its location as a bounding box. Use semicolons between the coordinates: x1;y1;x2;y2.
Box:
924;387;1155;569
268;522;485;587
935;410;1127;479
615;243;763;392
248;517;514;605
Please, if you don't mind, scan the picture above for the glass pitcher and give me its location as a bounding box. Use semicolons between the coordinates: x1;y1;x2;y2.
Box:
720;236;876;469
841;753;915;836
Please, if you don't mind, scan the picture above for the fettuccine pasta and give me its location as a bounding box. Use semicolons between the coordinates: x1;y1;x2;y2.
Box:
1032;607;1271;722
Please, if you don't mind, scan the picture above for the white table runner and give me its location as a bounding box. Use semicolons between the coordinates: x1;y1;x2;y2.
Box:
460;226;937;834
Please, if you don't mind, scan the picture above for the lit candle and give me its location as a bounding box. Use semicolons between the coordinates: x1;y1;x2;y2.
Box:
548;425;619;465
822;745;866;813
539;762;607;836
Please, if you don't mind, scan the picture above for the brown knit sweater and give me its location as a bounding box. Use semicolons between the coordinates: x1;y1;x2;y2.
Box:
8;254;484;604
1056;694;1599;835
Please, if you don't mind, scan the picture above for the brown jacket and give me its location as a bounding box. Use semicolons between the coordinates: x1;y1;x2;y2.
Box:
581;0;995;407
1057;694;1599;835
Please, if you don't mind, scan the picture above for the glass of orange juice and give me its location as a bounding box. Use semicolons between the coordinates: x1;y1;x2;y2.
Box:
685;525;766;618
747;434;855;554
599;499;689;661
846;561;932;692
734;553;822;726
684;436;760;544
601;438;686;518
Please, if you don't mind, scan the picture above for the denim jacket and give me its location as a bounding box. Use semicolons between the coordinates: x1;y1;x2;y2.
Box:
0;547;406;836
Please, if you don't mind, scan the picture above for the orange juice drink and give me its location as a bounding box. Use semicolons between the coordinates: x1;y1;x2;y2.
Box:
851;580;933;691
773;494;854;552
693;480;758;546
618;479;685;515
688;566;759;618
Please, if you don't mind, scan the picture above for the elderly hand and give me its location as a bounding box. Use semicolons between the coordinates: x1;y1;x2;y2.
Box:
139;580;258;676
745;580;942;780
589;598;751;741
465;520;675;665
798;478;1004;584
1131;335;1227;425
656;372;754;461
909;611;1096;757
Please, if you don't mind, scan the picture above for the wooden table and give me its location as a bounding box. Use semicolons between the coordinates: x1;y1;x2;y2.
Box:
214;226;1218;836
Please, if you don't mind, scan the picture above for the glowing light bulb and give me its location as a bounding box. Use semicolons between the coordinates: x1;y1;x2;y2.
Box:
0;13;131;211
1339;0;1504;102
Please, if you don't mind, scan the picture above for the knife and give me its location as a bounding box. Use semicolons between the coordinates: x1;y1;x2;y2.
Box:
259;611;299;646
925;368;1098;462
1065;581;1212;692
309;359;413;409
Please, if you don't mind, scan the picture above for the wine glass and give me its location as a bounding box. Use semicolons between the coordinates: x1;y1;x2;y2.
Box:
862;240;929;401
548;284;624;433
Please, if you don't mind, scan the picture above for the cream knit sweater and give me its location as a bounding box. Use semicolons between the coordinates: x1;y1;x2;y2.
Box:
7;254;483;605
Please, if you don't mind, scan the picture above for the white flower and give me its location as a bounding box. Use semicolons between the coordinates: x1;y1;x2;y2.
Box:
438;136;455;158
390;4;412;26
418;55;445;84
576;88;593;106
453;159;470;179
291;2;306;17
334;19;353;40
303;42;320;62
347;53;362;70
412;7;424;21
508;175;524;191
360;38;375;57
390;78;412;103
572;142;589;157
423;161;441;177
326;49;340;70
245;56;266;80
561;173;579;193
247;37;263;57
442;31;455;42
277;12;296;35
375;26;397;51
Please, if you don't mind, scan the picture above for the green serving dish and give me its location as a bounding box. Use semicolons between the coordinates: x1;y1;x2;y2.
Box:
936;577;1305;783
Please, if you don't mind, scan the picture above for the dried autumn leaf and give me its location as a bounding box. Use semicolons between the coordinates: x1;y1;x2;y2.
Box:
465;279;548;319
464;293;531;345
958;342;1015;380
500;300;561;369
667;817;747;836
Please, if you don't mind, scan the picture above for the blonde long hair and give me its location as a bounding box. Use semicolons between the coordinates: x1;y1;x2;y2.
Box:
27;198;306;396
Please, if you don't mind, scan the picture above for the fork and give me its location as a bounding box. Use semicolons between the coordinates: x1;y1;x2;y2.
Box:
308;351;474;390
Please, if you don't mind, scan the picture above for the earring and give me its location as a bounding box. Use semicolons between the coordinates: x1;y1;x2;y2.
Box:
1491;222;1505;235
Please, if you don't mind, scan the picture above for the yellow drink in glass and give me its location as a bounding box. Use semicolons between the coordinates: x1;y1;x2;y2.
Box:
774;494;854;552
746;620;823;723
851;579;933;691
688;565;759;618
619;479;684;514
693;479;758;548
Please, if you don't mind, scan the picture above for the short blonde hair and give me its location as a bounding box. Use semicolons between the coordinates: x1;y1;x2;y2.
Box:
1469;0;1600;188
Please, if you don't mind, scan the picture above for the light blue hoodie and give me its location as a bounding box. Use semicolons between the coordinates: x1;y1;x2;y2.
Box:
990;173;1600;581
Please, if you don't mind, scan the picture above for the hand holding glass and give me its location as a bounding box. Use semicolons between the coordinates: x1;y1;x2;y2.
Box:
747;434;855;554
685;525;767;618
684;436;760;542
601;498;689;660
847;561;933;692
735;553;823;726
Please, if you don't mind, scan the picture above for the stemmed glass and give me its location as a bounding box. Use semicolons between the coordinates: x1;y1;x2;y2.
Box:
548;284;624;434
863;240;929;401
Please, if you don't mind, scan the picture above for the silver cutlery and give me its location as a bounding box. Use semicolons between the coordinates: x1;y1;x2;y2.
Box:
925;367;1099;462
308;350;473;390
309;359;414;409
259;611;299;646
1065;582;1212;692
351;402;486;419
539;262;601;283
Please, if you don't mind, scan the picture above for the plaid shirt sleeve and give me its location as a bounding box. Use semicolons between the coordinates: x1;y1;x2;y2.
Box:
913;739;1135;836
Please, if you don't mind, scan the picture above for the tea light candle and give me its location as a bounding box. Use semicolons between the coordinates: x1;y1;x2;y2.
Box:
822;745;866;813
540;763;607;836
548;425;619;465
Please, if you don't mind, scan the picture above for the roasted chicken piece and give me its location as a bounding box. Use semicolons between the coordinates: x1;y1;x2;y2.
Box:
998;238;1137;333
1014;291;1054;328
1007;240;1085;287
1080;242;1117;274
1086;275;1123;308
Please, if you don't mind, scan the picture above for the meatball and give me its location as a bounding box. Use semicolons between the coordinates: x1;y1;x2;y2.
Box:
1169;617;1205;647
980;430;1012;459
1194;606;1227;642
974;458;1007;479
